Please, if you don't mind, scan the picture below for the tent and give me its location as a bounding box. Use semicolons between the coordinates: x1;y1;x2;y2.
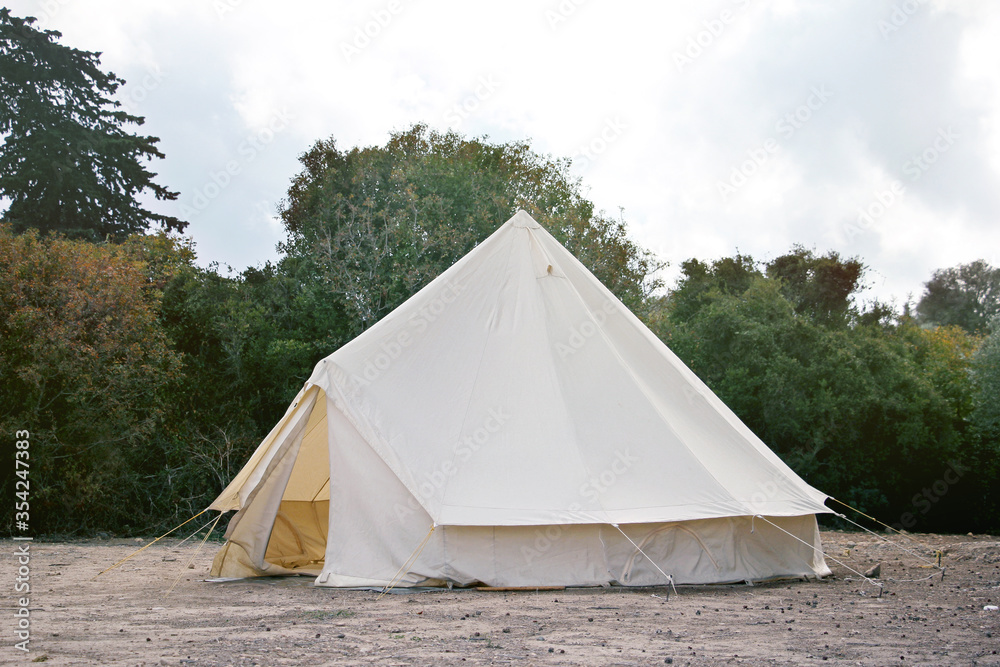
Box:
209;210;832;587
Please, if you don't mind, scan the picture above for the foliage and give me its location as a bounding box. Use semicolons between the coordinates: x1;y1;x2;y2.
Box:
970;316;1000;440
917;259;1000;334
765;246;864;323
279;124;663;333
0;224;181;533
656;250;989;531
0;9;184;240
958;317;1000;529
0;226;347;533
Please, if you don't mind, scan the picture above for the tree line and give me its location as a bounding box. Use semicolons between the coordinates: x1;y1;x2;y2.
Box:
1;10;998;535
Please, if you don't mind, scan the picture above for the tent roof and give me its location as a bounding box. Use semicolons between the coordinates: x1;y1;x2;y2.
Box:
279;210;830;526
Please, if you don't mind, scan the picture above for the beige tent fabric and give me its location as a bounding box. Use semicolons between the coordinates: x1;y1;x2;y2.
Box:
316;514;829;588
209;210;832;586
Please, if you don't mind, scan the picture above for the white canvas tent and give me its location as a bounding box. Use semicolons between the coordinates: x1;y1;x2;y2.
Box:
209;210;832;587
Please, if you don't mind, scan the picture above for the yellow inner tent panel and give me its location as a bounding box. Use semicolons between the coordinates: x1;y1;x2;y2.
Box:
263;392;330;573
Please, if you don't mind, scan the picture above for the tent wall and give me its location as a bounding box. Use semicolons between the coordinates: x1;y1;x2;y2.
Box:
317;394;448;586
315;514;830;588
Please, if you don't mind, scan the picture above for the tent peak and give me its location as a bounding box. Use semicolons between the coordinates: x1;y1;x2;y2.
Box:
509;209;541;229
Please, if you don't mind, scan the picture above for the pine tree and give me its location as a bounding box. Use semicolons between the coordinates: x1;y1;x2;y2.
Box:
0;9;185;240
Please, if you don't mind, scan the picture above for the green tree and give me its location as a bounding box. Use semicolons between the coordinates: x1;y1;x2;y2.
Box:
0;227;331;533
655;250;981;529
917;260;1000;334
970;316;1000;439
0;224;181;533
0;9;184;240
665;254;761;322
766;246;864;324
960;316;1000;530
279;124;663;334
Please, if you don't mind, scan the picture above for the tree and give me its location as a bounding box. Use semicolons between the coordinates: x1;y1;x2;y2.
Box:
917;260;1000;334
971;316;1000;439
0;9;184;240
279;124;663;334
656;249;980;528
961;316;1000;530
665;254;761;322
766;246;864;323
0;224;181;533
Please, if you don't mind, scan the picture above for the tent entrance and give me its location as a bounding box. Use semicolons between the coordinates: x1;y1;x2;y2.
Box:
259;391;332;575
263;500;329;573
209;389;335;578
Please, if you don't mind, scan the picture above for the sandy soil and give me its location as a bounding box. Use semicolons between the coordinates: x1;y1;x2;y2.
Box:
3;530;999;666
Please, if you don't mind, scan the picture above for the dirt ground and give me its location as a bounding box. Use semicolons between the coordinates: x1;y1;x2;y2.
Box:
3;530;999;666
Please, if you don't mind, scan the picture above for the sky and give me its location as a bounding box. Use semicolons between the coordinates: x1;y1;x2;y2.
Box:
6;0;1000;306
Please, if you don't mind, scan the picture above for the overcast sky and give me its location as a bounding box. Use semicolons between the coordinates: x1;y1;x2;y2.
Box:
7;0;1000;306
